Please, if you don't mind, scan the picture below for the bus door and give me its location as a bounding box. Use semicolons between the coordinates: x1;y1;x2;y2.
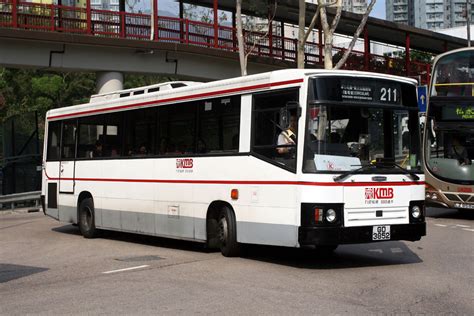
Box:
59;120;77;194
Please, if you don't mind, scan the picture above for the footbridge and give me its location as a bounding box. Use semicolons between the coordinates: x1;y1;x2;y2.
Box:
0;0;468;89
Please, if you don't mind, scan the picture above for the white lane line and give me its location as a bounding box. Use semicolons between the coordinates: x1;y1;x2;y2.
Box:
462;228;474;232
456;225;471;228
103;265;149;274
434;224;448;227
391;248;403;253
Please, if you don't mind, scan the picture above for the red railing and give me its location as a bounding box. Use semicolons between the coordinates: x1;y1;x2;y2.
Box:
0;0;431;84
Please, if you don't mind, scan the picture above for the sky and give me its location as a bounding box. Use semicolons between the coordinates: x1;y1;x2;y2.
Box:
138;0;388;20
370;1;386;20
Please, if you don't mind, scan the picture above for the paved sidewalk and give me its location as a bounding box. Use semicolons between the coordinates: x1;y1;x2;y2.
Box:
0;207;41;216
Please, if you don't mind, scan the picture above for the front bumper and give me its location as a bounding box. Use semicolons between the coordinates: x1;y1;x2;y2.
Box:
299;222;426;246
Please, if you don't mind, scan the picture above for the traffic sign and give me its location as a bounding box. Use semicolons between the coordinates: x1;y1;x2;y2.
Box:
417;85;427;112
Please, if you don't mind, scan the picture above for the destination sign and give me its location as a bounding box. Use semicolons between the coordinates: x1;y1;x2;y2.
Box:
313;77;410;106
442;105;474;120
340;79;401;104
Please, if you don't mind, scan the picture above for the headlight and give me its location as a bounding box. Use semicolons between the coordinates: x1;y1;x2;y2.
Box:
432;193;438;200
411;205;421;218
326;209;337;223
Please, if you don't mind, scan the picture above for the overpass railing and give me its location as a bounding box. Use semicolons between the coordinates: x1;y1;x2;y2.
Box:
0;0;431;84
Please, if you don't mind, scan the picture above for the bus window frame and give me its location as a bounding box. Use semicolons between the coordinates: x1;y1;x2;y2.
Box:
250;88;300;173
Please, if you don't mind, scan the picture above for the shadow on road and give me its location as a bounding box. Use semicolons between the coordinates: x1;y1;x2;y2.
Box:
53;224;423;269
238;241;423;269
0;264;48;283
52;224;209;253
427;207;474;220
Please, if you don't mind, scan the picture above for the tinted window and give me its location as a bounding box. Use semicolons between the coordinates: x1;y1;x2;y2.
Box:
78;113;123;158
46;121;61;161
125;107;156;156
158;102;196;155
252;90;299;171
198;96;240;153
61;120;76;160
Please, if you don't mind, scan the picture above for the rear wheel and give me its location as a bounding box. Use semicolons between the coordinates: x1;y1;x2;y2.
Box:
217;206;241;257
78;198;98;238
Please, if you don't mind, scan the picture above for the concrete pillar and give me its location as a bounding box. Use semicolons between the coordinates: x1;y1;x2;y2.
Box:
96;72;123;94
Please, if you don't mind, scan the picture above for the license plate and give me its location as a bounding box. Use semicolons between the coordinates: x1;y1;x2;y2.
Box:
372;225;391;241
454;203;474;209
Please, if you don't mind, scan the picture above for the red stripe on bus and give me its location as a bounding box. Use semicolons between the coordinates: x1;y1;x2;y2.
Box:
47;78;304;120
45;175;424;187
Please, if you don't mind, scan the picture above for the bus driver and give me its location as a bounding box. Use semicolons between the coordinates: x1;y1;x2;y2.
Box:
277;113;297;155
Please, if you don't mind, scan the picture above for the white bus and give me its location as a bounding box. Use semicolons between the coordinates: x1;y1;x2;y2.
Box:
41;69;426;257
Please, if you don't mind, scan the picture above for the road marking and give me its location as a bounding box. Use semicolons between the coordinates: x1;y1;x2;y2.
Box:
391;248;403;253
102;265;149;274
434;224;448;227
462;228;474;232
369;249;383;253
456;225;471;228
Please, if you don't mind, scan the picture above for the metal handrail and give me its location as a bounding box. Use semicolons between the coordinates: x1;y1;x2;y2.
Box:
0;0;431;84
0;190;41;212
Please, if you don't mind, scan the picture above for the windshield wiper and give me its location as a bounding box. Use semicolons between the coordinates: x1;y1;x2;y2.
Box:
391;163;420;181
333;164;376;182
333;159;420;182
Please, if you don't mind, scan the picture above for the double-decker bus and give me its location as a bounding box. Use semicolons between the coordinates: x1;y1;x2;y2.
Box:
424;48;474;211
41;69;425;257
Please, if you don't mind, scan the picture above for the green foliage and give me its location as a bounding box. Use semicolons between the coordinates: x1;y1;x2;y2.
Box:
385;49;435;63
0;69;174;124
183;4;229;24
0;68;174;152
123;73;177;89
0;68;96;122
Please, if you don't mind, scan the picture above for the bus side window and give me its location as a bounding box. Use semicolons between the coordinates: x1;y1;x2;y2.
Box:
251;89;299;171
61;120;77;160
47;121;61;161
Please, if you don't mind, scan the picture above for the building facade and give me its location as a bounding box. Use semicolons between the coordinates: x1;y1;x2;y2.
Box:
386;0;415;26
342;0;368;14
387;0;474;30
306;0;369;14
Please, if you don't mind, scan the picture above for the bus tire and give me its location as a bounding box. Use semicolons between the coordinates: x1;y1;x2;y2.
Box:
218;206;241;257
79;197;98;238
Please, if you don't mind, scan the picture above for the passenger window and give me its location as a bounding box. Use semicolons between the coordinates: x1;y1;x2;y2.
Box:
60;120;77;160
78;113;123;158
252;90;299;171
158;102;196;156
198;96;240;153
124;108;156;156
47;121;61;161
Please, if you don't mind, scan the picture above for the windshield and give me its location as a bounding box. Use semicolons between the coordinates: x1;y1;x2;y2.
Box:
303;104;421;173
425;104;474;184
432;50;474;97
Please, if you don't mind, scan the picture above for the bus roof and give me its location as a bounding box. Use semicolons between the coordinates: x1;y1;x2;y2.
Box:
46;69;417;121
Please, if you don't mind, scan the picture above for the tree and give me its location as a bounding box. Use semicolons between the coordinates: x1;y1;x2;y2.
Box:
0;68;173;134
236;0;277;76
298;0;376;70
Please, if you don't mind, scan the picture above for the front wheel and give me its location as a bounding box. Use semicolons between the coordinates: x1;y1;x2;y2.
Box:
78;197;99;238
217;206;241;257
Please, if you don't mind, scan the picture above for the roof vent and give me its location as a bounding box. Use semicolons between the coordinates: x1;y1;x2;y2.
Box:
89;81;202;103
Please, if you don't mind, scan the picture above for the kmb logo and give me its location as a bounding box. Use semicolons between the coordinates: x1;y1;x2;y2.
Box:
365;187;394;199
176;158;193;169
